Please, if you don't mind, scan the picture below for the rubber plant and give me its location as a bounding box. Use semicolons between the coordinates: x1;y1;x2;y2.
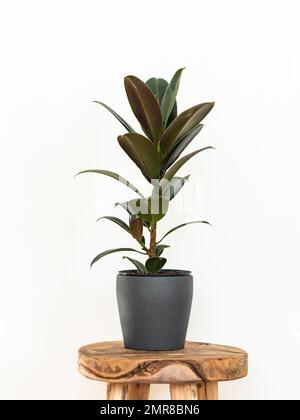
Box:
77;69;214;274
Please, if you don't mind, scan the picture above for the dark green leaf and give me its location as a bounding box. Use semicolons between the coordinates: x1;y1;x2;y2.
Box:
129;216;143;241
75;169;144;198
162;124;204;170
118;133;160;180
167;101;178;126
146;78;168;103
97;216;130;233
158;221;211;244
146;78;177;126
145;257;167;273
91;248;144;268
161;68;184;129
123;256;146;273
93;101;135;133
164;147;215;181
124;75;162;142
160;102;215;155
155;244;170;257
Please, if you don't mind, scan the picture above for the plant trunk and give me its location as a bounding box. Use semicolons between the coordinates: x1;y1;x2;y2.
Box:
149;222;157;258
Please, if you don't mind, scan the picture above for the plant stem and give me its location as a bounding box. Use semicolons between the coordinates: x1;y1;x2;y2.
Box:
149;222;157;258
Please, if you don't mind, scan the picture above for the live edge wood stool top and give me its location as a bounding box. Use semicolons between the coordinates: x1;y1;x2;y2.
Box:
78;341;248;400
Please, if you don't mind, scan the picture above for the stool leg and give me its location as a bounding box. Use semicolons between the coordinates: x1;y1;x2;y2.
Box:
107;383;150;400
127;384;150;400
107;383;128;400
197;381;219;400
170;384;198;400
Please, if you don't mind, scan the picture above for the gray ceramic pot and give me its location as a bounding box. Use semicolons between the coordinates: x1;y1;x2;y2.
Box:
116;270;193;351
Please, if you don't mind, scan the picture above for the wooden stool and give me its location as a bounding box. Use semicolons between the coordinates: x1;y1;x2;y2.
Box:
78;341;248;400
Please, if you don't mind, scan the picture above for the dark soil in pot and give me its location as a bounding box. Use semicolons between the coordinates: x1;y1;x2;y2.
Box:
117;270;193;351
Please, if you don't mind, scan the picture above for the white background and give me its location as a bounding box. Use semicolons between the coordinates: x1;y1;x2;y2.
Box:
1;0;300;400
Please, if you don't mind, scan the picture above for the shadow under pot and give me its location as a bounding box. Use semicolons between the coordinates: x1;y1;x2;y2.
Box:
116;270;193;351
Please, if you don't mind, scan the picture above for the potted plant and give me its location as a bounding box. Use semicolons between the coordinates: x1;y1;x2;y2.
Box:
77;69;214;351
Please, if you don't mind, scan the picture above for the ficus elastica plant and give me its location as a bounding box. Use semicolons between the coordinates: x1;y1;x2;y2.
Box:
76;69;214;274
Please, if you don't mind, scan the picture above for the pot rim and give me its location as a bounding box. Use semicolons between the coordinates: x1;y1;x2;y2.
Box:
117;269;192;277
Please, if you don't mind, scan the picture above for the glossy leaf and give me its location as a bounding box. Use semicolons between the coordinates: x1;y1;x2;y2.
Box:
146;78;168;103
164;147;215;181
91;248;144;268
167;100;178;126
75;169;144;198
160;102;215;156
97;216;130;233
129;216;143;241
93;101;135;133
161;68;184;129
145;257;167;273
155;244;170;257
118;133;160;181
146;78;177;126
158;221;211;244
123;256;146;273
124;75;162;142
162;124;204;170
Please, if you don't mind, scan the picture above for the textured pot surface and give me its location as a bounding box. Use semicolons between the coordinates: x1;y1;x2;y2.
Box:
117;270;193;351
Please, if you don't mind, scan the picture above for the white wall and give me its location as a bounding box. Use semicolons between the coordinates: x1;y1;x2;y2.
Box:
1;0;300;400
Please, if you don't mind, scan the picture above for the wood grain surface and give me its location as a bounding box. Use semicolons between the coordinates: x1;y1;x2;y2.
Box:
78;341;248;384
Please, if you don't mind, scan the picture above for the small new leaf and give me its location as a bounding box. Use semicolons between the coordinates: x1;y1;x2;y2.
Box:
130;217;143;241
146;77;177;126
145;257;167;273
155;244;170;257
123;256;146;273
